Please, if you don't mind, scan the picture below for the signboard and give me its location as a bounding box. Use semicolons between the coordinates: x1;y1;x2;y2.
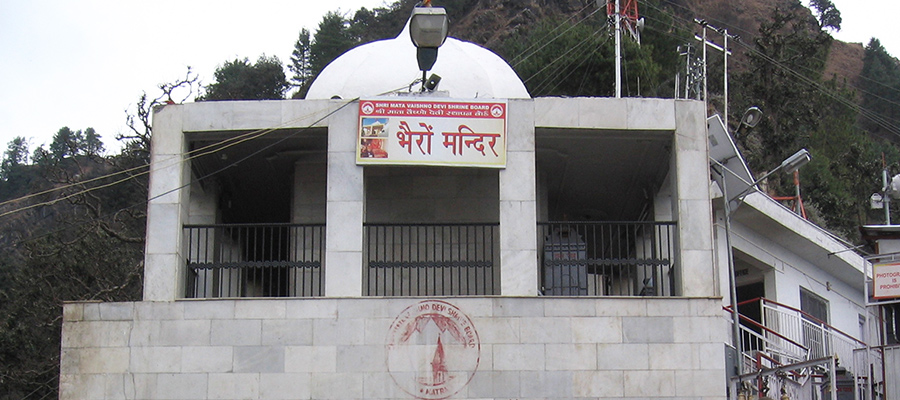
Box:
874;262;900;299
357;98;507;168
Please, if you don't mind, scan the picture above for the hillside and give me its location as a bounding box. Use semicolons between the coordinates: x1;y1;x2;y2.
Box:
429;0;867;97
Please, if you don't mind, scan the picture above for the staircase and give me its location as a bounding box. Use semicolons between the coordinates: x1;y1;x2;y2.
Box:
726;298;884;400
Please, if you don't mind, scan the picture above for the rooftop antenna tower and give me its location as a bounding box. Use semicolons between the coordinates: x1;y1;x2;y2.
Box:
603;0;643;98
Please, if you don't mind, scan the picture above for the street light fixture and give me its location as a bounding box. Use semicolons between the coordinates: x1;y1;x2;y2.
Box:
409;4;449;91
710;127;812;381
728;148;811;204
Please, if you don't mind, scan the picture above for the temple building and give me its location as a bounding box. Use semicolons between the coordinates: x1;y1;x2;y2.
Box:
59;6;889;400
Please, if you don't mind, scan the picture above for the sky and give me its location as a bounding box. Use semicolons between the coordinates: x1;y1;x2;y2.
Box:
0;0;896;156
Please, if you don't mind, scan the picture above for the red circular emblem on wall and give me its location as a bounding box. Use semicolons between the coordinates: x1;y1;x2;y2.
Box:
386;300;480;399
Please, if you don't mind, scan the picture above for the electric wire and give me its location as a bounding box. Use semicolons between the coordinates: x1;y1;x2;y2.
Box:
522;24;608;89
547;32;609;93
655;0;900;100
638;2;900;138
0;103;333;209
0;99;358;219
507;1;597;66
145;97;359;206
5;86;412;247
527;27;610;95
542;34;610;96
4;78;419;243
644;0;900;107
510;5;604;70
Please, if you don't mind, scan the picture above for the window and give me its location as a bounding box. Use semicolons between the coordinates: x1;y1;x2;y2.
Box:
886;304;900;345
800;287;829;323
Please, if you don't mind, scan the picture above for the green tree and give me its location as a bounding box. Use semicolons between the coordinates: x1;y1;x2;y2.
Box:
497;2;679;99
289;28;313;98
81;127;104;156
31;145;51;167
809;0;842;31
201;55;289;101
733;4;833;169
0;71;200;398
0;137;29;181
859;38;900;143
310;11;359;78
48;126;83;161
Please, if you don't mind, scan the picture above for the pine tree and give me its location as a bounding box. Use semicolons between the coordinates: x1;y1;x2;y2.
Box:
289;28;313;98
0;136;29;181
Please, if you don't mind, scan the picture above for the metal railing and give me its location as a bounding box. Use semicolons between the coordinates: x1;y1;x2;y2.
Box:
183;224;324;298
537;221;677;296
364;223;499;296
733;298;884;398
759;298;871;375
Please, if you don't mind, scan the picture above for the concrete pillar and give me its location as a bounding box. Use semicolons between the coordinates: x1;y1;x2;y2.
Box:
673;100;717;296
143;104;190;301
499;99;539;295
324;104;365;296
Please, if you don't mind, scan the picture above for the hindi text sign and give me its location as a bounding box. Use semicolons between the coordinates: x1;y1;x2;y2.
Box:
357;99;507;168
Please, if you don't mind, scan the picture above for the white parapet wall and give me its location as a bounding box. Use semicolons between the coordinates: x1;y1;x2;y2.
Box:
60;297;726;399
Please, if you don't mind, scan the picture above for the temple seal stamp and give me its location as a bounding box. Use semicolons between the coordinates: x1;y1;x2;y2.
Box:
386;300;480;399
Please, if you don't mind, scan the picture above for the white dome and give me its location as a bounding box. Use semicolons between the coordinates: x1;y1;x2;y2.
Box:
306;23;530;99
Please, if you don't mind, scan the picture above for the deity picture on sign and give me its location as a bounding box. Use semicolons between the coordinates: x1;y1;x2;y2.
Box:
360;118;389;158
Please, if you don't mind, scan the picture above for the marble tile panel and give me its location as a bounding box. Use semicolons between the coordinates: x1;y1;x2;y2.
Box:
622;316;674;343
260;372;312;399
208;372;260;400
493;344;544;371
572;370;625;398
545;343;597;370
234;345;285;373
519;317;572;343
623;370;676;398
262;319;313;345
181;346;233;373
285;298;337;319
571;317;622;344
235;300;287;319
519;370;573;398
285;345;337;373
129;346;182;373
210;319;261;346
183;300;235;320
156;373;209;400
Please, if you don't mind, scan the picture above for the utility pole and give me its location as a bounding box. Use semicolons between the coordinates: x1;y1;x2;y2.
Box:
694;20;734;125
614;0;622;98
723;30;728;128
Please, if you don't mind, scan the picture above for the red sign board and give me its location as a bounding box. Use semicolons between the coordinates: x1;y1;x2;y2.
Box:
357;98;507;168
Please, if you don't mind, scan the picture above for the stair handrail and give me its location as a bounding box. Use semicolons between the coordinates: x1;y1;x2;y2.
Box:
724;305;810;353
737;322;809;363
758;297;867;348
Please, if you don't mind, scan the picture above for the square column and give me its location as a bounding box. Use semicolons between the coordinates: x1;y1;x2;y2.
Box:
499;100;539;295
143;105;189;301
324;103;365;296
673;100;716;296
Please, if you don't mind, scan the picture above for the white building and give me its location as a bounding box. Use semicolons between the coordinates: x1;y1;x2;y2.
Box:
59;10;885;400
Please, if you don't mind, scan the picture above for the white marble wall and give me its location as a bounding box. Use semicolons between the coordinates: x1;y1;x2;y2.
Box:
145;97;715;299
61;297;727;400
144;105;190;301
324;104;365;296
673;100;716;297
500;99;538;296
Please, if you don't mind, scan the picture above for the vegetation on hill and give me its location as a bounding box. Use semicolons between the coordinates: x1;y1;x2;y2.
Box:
0;74;197;399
